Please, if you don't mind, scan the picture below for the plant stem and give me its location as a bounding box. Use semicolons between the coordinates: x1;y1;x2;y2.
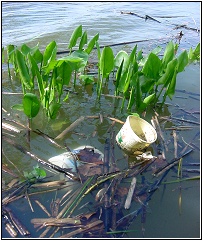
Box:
74;70;77;89
98;75;104;100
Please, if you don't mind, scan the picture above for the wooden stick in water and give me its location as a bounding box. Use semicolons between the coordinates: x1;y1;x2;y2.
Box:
55;116;86;140
124;177;137;209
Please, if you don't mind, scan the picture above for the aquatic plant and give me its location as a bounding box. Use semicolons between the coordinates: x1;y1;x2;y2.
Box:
3;25;200;120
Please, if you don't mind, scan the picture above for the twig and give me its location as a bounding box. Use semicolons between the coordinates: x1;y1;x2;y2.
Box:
173;130;178;158
124;177;137;209
25;190;34;212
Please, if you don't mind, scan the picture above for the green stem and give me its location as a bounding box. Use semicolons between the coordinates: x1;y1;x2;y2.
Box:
74;70;77;89
121;94;126;111
98;75;104;100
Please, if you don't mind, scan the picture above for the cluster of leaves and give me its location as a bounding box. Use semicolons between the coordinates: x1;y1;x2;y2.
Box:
4;25;99;119
100;41;200;112
23;164;46;180
3;25;200;120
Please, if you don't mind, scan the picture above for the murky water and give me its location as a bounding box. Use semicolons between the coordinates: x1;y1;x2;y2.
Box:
2;2;200;238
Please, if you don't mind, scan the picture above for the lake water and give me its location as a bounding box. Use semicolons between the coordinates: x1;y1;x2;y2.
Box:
2;1;200;238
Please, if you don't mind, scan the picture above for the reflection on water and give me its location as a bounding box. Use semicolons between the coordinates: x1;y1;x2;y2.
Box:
2;2;200;238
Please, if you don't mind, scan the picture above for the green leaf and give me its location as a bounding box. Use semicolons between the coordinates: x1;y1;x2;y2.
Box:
95;41;101;60
48;102;61;119
123;64;132;93
21;44;31;55
23;93;40;118
166;69;177;100
7;45;16;65
194;43;200;59
100;47;114;78
139;75;155;93
16;49;31;90
137;48;143;61
156;58;178;86
138;93;155;111
85;33;99;54
79;30;87;50
11;104;24;111
35;67;45;100
130;112;140;117
68;25;82;50
70;50;89;72
79;75;94;85
115;59;124;95
59;61;72;85
127;86;135;110
114;51;129;71
2;47;4;63
43;41;57;66
142;52;162;79
135;73;141;109
118;70;127;92
177;50;188;72
32;49;43;64
57;55;83;62
129;45;137;63
162;41;175;69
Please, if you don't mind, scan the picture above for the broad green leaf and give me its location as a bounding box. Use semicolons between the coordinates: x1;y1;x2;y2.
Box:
85;33;99;54
43;41;57;66
166;69;177;100
114;51;129;71
32;49;43;64
79;75;94;85
11;104;24;111
79;30;87;50
71;50;89;62
142;52;162;79
68;25;82;49
59;61;72;85
23;93;40;118
16;49;31;90
162;41;175;69
177;50;188;72
156;58;178;86
152;46;162;55
100;47;114;78
139;75;155;93
70;50;89;72
138;93;155;111
48;102;61;119
21;44;31;55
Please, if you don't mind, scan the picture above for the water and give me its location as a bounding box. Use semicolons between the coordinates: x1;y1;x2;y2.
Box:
2;2;200;238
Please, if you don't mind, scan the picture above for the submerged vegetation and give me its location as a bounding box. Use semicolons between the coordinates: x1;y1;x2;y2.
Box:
2;25;200;120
